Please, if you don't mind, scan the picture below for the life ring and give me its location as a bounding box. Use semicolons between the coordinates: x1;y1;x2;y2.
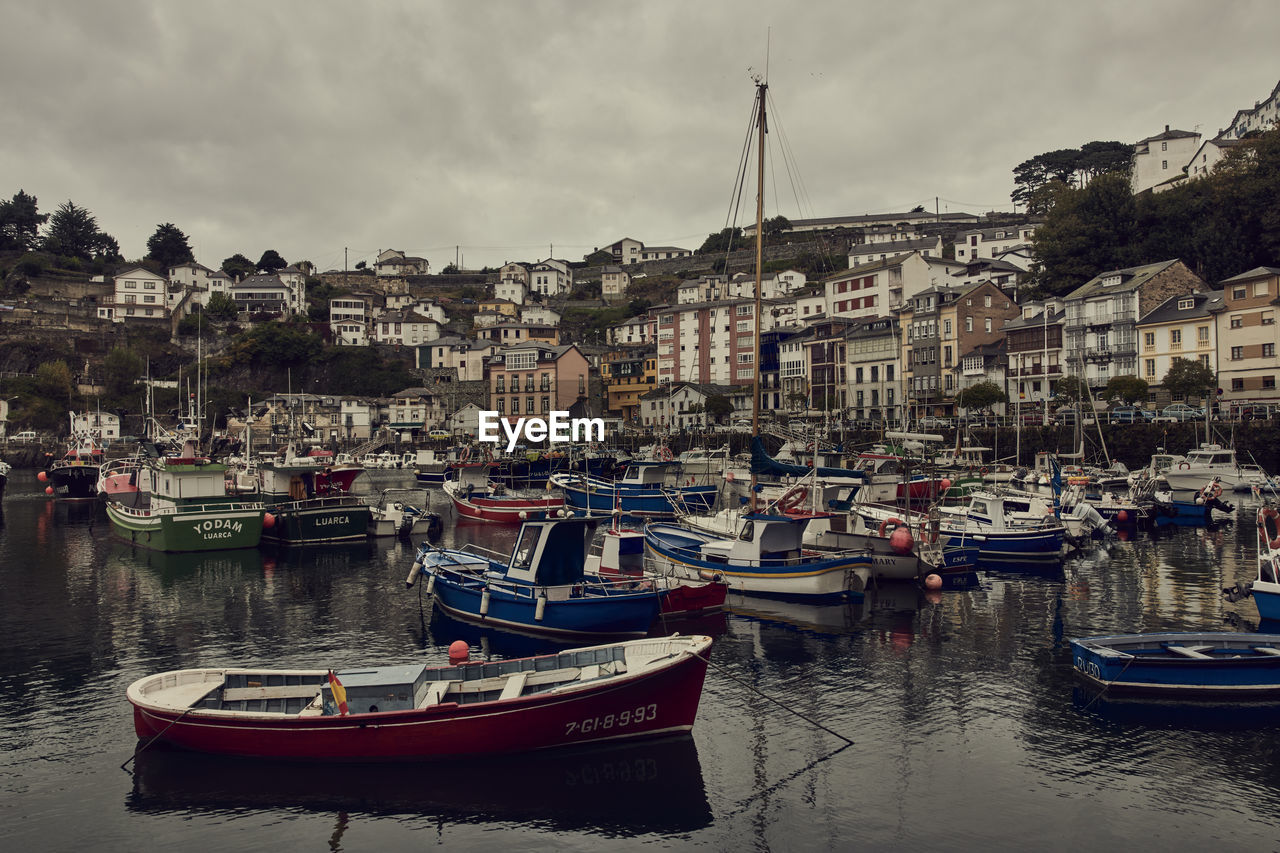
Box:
1178;461;1190;469
980;466;989;476
918;517;938;545
1259;507;1280;549
877;516;905;537
659;447;673;462
777;486;808;513
460;446;472;463
1202;482;1223;501
805;442;815;453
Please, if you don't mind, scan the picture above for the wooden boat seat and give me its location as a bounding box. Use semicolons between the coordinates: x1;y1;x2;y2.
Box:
419;680;456;707
1252;646;1280;657
222;684;324;702
1164;644;1214;659
498;671;529;701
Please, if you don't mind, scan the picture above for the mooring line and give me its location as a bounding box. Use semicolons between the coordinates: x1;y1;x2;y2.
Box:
694;650;854;745
120;705;198;774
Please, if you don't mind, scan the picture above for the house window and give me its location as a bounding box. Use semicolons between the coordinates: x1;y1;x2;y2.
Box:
1265;312;1275;326
1178;298;1193;309
965;317;973;333
1233;287;1248;300
497;398;505;415
1267;376;1277;390
1198;326;1210;343
1233;378;1245;391
526;397;534;414
1266;343;1276;358
984;318;992;333
1257;282;1270;297
1231;316;1243;329
1200;355;1210;369
541;396;550;413
1231;346;1244;360
1170;329;1181;346
1144;332;1156;348
984;295;992;308
1144;359;1155;377
1162;160;1168;170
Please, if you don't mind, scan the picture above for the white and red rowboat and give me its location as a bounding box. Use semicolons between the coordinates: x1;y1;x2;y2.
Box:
126;634;712;760
444;462;565;523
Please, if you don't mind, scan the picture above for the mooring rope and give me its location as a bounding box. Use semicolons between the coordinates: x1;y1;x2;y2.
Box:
692;649;854;745
120;704;199;773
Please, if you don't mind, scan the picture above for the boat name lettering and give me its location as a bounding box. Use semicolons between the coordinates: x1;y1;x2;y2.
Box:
1073;657;1102;679
191;519;244;537
565;703;658;737
315;516;349;526
478;410;605;453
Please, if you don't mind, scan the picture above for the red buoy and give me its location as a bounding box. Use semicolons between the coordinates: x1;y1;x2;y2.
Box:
924;573;943;591
37;471;48;482
889;526;915;555
448;640;470;664
262;512;276;529
44;485;53;495
940;478;952;493
1116;510;1129;523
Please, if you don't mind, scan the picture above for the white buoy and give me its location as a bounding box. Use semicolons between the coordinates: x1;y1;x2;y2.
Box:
404;557;424;588
480;588;491;616
425;573;436;596
535;595;547;621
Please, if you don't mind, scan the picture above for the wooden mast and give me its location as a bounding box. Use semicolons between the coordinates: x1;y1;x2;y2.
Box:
750;79;767;513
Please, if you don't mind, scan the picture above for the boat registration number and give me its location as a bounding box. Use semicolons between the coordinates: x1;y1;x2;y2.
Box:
1073;657;1102;679
565;703;658;736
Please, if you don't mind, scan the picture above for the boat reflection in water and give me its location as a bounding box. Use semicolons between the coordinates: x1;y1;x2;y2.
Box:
114;542;265;583
724;581;925;636
424;600;729;661
1071;685;1280;727
127;735;711;834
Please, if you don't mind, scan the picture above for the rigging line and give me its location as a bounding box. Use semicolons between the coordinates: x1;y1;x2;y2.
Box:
723;87;763;262
766;90;816;223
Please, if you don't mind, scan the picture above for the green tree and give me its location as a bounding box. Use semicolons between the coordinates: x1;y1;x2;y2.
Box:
145;223;195;268
1054;375;1090;404
35;360;73;401
698;227;743;254
42;200;103;259
1161;357;1215;401
1029;172;1139;296
221;253;256;279
704;393;734;423
205;291;239;320
762;215;791;238
103;347;143;398
1104;374;1149;404
257;250;287;273
0;189;48;250
954;380;1008;411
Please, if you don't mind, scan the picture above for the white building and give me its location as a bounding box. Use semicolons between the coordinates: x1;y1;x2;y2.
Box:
848;235;942;267
329;297;370;346
72;410;120;442
494;278;528;305
1131;126;1201;194
373;249;430;277
520;305;562;326
952;225;1037;263
372;309;441;346
530;258;573;296
638;245;692;262
99;266;168;322
230;273;304;317
601;266;631;300
822;251;964;322
609;313;655;346
605;237;643;266
1219;78;1280;142
418;336;498;382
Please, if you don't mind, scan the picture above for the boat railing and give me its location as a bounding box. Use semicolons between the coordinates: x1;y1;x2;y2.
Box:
108;498;265;518
457;542;508;560
267;493;367;510
657;536;864;567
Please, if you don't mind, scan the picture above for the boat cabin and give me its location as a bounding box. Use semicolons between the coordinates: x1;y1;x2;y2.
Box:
698;515;807;566
619;462;681;486
504;518;598;588
1183;444;1237;467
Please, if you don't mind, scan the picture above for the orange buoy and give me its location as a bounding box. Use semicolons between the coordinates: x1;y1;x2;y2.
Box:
44;485;53;495
1116;510;1129;523
37;471;47;482
889;526;915;555
940;478;952;492
448;640;470;664
924;573;943;591
262;512;276;529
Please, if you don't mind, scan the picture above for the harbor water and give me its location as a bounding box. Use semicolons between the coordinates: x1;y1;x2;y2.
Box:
2;472;1280;851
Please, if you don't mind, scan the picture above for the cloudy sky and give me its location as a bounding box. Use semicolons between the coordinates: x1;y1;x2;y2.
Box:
2;0;1277;274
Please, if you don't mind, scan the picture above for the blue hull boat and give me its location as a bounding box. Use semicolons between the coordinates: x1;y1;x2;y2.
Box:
551;465;717;518
943;527;1064;564
1070;632;1280;697
406;517;661;640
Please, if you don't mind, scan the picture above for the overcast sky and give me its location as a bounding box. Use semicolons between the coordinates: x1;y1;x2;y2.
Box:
2;0;1277;274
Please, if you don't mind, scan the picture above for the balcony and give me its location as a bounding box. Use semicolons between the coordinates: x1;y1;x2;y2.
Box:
1084;349;1113;363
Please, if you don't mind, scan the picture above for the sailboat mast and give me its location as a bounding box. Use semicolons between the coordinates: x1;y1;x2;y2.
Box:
750;79;767;513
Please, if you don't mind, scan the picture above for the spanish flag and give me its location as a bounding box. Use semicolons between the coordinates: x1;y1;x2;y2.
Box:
328;670;349;715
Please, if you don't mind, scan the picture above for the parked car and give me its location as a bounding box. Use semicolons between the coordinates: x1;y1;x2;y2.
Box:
10;430;38;442
1158;403;1204;422
917;416;952;430
427;429;452;440
1108;406;1154;424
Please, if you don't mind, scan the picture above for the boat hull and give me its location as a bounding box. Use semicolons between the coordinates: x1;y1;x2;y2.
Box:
127;639;712;760
47;464;100;500
1071;632;1280;697
559;481;717;518
105;500;265;552
644;523;868;601
260;496;372;545
1253;581;1280;621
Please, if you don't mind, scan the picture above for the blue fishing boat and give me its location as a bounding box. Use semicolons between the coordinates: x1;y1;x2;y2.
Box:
550;463;717;518
1070;632;1280;697
1224;505;1280;620
644;514;872;601
404;517;662;639
935;491;1066;564
1151;479;1235;527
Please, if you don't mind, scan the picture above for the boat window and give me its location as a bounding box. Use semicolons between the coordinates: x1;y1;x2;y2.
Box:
513;527;540;570
1211;454;1232;465
1007;501;1030;513
739;522;754;542
971;501;988;515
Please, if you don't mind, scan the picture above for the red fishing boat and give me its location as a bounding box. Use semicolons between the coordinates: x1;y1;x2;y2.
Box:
444;462;565;522
126;634;712;760
307;448;365;494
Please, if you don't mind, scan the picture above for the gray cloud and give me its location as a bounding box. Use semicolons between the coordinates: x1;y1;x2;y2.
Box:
1;0;1276;273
